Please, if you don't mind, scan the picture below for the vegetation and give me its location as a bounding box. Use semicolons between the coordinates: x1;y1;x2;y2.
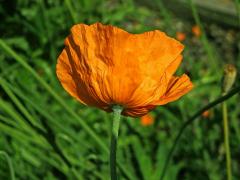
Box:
0;0;240;179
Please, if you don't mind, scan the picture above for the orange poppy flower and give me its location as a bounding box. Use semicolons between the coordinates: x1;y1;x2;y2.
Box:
140;114;154;126
192;25;201;37
176;32;186;42
56;23;193;117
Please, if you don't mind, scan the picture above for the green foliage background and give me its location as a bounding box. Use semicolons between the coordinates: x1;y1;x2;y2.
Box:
0;0;240;179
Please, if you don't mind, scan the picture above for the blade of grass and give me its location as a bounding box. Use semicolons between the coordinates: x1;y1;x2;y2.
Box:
39;0;57;61
0;114;19;127
234;0;240;27
71;168;84;180
6;80;78;142
0;99;41;137
0;151;15;180
131;137;152;180
64;0;78;23
0;122;44;147
1;76;74;168
0;63;20;77
188;0;220;78
56;134;83;166
0;77;45;132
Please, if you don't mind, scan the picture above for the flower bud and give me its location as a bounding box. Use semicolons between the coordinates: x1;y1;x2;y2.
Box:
222;64;237;95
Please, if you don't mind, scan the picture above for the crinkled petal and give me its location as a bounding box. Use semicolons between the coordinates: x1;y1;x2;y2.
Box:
123;105;156;117
147;55;184;104
56;22;188;116
56;49;109;109
115;32;184;108
155;74;193;105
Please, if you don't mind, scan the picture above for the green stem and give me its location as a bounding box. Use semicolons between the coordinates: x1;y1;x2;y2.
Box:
222;101;232;180
0;151;15;180
160;85;240;180
110;105;123;180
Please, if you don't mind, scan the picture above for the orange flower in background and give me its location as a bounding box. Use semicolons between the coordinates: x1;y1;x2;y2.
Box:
202;110;210;118
56;23;193;117
141;114;154;126
192;25;201;37
176;32;186;42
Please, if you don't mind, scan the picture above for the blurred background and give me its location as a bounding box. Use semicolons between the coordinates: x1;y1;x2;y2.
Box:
0;0;240;179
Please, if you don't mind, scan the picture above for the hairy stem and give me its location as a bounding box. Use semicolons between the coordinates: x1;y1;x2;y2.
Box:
110;105;123;180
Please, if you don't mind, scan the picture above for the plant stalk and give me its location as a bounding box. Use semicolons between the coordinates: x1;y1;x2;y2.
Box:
0;151;15;180
222;101;232;180
110;105;123;180
160;85;240;180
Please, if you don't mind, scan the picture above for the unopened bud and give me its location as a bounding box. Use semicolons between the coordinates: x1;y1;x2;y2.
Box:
222;64;237;95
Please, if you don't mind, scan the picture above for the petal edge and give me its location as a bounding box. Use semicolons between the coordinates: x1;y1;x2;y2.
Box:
156;74;193;105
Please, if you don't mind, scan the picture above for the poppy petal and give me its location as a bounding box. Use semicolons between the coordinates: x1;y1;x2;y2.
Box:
56;49;109;109
56;23;192;117
123;105;156;117
156;74;193;105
